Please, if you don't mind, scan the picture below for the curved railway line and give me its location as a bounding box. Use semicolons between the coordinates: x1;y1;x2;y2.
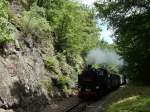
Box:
64;88;118;112
65;101;89;112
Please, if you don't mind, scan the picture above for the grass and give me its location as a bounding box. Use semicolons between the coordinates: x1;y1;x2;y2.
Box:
102;84;150;112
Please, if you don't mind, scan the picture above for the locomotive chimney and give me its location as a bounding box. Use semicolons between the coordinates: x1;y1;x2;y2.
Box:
87;64;92;69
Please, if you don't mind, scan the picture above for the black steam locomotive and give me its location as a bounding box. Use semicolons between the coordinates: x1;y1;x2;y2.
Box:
78;65;126;99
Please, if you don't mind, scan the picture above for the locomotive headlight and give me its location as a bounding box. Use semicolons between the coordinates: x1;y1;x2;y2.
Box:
96;86;99;89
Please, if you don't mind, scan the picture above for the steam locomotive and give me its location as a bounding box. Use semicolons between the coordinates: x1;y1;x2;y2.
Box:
78;65;126;99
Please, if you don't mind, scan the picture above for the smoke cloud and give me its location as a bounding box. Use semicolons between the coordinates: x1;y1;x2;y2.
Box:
86;48;123;66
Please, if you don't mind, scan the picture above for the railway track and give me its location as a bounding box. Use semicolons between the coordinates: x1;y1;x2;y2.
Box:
65;101;90;112
65;94;109;112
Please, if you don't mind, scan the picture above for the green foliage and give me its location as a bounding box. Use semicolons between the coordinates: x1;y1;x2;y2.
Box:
57;75;73;89
0;0;15;44
43;0;67;29
0;18;15;44
65;53;83;74
56;5;100;54
39;0;101;55
44;57;59;74
103;85;150;112
107;97;150;112
95;1;150;84
107;64;120;73
37;0;102;77
56;52;66;62
20;0;36;10
104;64;120;74
22;5;51;38
92;64;120;74
0;0;8;18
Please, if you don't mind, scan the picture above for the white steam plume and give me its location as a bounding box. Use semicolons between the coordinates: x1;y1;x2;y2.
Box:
87;48;123;66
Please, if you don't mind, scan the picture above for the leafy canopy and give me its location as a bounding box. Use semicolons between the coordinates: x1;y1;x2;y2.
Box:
95;0;150;83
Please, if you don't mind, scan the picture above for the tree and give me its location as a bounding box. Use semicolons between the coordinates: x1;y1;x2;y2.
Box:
95;0;150;84
20;0;104;69
40;0;101;57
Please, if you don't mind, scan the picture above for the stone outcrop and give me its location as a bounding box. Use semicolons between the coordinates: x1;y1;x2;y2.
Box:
0;36;53;112
0;1;83;111
0;22;78;112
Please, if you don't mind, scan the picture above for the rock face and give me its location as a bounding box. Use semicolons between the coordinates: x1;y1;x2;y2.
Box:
0;1;84;112
0;23;79;112
0;36;53;112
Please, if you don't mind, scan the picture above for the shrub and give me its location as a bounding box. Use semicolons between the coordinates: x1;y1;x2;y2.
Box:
0;18;15;44
22;5;51;38
43;57;59;74
0;1;15;44
0;0;8;18
57;75;73;89
56;52;66;62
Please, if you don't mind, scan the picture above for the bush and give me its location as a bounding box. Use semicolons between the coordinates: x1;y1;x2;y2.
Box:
43;57;59;74
0;18;15;44
0;0;8;18
56;52;66;62
22;5;51;38
57;75;73;89
0;1;15;44
66;53;84;74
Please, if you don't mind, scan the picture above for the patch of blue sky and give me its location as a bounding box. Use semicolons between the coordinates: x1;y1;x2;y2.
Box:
75;0;114;44
97;20;114;44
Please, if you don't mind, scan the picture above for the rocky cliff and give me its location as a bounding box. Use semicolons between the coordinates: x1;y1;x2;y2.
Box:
0;1;84;112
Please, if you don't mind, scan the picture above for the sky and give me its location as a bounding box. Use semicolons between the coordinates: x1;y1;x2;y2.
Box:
79;0;97;6
76;0;114;44
98;20;114;44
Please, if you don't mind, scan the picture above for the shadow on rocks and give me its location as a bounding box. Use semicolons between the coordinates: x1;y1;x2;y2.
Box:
10;80;50;112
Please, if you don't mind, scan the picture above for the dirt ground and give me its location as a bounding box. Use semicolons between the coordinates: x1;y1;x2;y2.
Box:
42;96;81;112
